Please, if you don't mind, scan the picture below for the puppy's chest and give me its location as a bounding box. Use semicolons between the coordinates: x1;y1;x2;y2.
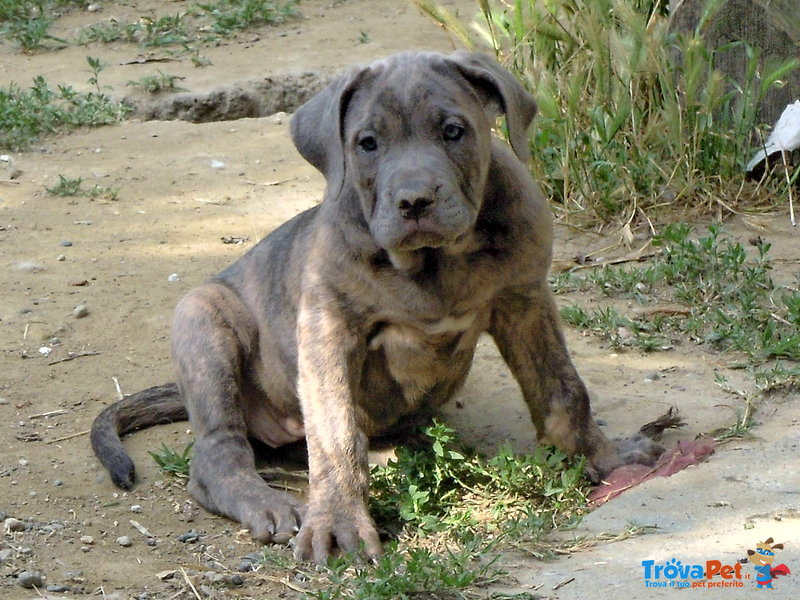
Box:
366;309;487;403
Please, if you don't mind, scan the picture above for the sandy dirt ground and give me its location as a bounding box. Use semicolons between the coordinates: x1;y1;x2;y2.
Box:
1;1;798;598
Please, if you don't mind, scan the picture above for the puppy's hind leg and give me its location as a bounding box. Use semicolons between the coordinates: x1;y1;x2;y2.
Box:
172;283;304;544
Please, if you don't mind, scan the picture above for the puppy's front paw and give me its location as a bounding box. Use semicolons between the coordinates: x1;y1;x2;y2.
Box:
292;502;382;564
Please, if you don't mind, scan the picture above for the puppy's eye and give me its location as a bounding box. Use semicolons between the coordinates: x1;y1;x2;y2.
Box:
443;123;465;141
358;135;378;153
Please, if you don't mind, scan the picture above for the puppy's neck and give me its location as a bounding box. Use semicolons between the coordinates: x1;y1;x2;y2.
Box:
387;249;425;273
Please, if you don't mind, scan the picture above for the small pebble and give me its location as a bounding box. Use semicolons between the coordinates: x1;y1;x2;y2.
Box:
210;159;225;169
177;530;201;543
236;561;253;572
47;584;71;593
5;517;26;532
73;304;89;318
130;504;142;513
60;240;73;247
0;548;13;563
80;535;94;544
57;255;66;262
167;273;180;282
18;459;29;466
53;479;63;487
147;538;157;547
116;535;132;547
0;397;9;405
17;571;45;589
13;261;45;273
81;546;90;553
229;574;245;586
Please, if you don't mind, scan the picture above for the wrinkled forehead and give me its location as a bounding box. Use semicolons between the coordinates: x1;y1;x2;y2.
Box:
344;56;483;132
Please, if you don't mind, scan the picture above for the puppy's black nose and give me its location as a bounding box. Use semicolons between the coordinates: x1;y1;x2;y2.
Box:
397;195;434;221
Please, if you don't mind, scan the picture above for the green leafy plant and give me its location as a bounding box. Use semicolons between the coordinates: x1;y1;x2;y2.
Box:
45;173;83;196
0;0;69;50
127;70;186;93
555;224;800;388
196;0;299;36
370;420;588;541
0;75;129;151
149;442;193;477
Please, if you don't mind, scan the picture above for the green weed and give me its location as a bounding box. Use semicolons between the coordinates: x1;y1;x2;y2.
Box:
310;539;522;600
0;0;70;50
46;173;119;200
148;442;193;478
0;74;129;151
419;0;799;221
196;0;299;35
45;173;83;196
75;19;130;45
78;12;192;47
127;71;186;93
370;421;588;542
555;224;800;388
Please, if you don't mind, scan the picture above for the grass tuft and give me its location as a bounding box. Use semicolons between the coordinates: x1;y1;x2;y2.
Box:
148;442;193;478
196;0;299;36
46;173;119;200
127;71;186;93
0;74;129;151
370;420;588;542
554;223;800;389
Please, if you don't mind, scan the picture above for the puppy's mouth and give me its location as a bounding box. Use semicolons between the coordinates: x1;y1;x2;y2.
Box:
394;228;449;251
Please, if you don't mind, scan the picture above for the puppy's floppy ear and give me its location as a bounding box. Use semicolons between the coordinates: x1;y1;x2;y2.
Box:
290;66;372;198
446;51;537;162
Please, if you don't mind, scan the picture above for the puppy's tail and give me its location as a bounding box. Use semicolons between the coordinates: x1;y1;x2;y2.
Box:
90;383;187;489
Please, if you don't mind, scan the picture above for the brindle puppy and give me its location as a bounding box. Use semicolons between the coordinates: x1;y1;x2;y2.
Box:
91;51;664;564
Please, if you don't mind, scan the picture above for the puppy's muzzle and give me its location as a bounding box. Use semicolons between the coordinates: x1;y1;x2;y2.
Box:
395;181;437;222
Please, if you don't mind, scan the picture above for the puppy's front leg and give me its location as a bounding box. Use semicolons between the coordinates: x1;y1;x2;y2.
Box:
293;289;381;564
490;285;628;479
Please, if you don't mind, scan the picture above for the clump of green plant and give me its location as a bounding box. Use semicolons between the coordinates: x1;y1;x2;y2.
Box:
196;0;299;36
555;224;800;388
78;12;192;47
417;0;799;221
76;1;298;46
45;173;83;196
127;70;186;93
149;442;193;478
0;0;71;50
0;74;129;151
310;538;520;600
46;173;119;200
370;420;588;542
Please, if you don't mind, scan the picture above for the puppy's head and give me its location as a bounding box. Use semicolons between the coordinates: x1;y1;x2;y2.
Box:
291;51;537;257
